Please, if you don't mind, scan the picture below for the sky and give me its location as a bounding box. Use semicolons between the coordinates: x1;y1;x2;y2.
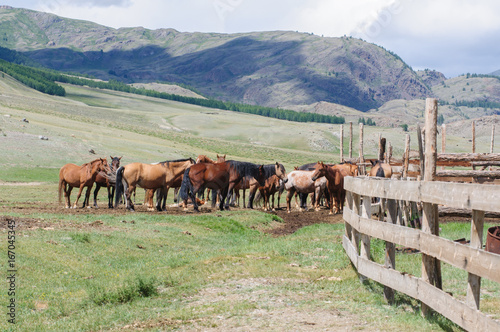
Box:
3;0;500;78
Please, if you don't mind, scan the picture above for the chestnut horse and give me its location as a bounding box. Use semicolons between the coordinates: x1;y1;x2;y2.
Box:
311;162;346;214
59;158;110;209
179;160;265;211
195;154;226;202
85;156;121;208
115;158;195;211
284;169;327;213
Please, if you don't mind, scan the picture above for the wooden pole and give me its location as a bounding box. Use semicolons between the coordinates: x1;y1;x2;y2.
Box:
421;98;442;317
340;124;344;162
349;122;353;159
417;124;425;178
379;136;386;161
472;121;476;153
466;210;485;310
403;134;410;178
359;123;365;175
383;199;397;304
491;125;495;154
442;124;446;153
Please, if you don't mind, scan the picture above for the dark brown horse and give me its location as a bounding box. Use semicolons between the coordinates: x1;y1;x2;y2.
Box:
247;163;287;209
179;160;265;211
311;162;346;214
59;158;110;209
84;156;121;208
195;154;226;202
115;158;195;211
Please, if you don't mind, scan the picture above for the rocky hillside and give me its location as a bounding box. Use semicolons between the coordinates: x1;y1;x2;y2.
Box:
0;7;431;111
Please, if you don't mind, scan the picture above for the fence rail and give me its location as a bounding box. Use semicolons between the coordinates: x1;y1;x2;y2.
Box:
343;176;500;331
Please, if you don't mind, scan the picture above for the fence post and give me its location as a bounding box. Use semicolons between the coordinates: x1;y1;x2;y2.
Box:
384;199;398;304
379;136;386;161
466;210;485;310
349;122;353;159
421;98;443;317
491;125;495;154
403;134;410;178
340;124;344;162
359;123;365;175
417;124;425;178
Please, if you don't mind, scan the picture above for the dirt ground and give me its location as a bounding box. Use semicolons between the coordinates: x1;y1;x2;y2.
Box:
0;201;344;235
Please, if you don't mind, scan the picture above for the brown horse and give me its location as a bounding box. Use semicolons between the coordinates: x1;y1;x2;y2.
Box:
195;154;226;202
247;163;287;209
154;158;196;211
59;158;110;209
115;158;195;211
369;160;392;178
179;160;265;211
311;162;346;214
284;169;327;213
84;156;121;208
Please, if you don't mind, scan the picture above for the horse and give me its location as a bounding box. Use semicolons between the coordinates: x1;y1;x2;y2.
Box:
195;154;226;202
179;160;265;211
85;156;121;208
154;158;196;211
284;169;327;213
311;162;346;214
58;158;111;209
114;158;195;211
369;160;392;178
247;162;287;209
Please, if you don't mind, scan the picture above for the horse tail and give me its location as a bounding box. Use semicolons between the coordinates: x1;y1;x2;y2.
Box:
375;164;385;178
179;168;192;201
114;166;125;208
58;174;64;204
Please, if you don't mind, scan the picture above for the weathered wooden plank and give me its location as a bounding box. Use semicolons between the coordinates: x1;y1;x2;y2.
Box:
437;153;500;162
436;170;500;178
345;248;500;331
343;206;500;283
344;177;500;213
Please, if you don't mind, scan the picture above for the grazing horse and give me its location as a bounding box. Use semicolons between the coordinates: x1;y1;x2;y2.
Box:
369;160;392;178
311;162;346;214
284;169;327;213
179;160;265;211
114;158;195;211
247;163;287;209
59;158;110;209
86;156;121;208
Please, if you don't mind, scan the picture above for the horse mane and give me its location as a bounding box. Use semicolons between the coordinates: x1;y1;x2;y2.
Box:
160;158;195;167
227;160;261;178
262;164;277;178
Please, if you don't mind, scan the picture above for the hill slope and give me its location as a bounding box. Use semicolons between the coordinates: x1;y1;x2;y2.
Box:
0;7;430;111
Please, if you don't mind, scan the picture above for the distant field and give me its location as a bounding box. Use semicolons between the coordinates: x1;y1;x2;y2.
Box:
0;74;492;182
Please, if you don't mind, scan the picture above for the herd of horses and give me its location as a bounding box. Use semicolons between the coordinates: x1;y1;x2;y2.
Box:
58;154;392;214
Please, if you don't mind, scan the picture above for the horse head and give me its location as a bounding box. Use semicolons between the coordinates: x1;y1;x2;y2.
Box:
216;154;226;163
110;156;121;172
99;158;111;174
275;162;288;183
311;161;326;181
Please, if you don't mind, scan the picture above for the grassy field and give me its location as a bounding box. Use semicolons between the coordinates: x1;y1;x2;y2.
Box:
0;75;499;331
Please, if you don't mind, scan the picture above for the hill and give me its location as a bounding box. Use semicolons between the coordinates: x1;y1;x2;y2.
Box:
0;7;430;111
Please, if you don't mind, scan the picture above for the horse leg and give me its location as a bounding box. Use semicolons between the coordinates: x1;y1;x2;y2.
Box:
73;185;85;208
271;193;275;212
219;187;229;211
108;186;114;208
125;185;135;211
64;185;72;208
286;188;295;213
93;184;101;208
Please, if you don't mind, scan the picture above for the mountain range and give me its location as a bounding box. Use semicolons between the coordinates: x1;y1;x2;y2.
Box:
0;6;499;126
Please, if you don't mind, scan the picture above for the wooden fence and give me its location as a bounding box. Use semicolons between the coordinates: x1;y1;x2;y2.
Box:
342;99;500;331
